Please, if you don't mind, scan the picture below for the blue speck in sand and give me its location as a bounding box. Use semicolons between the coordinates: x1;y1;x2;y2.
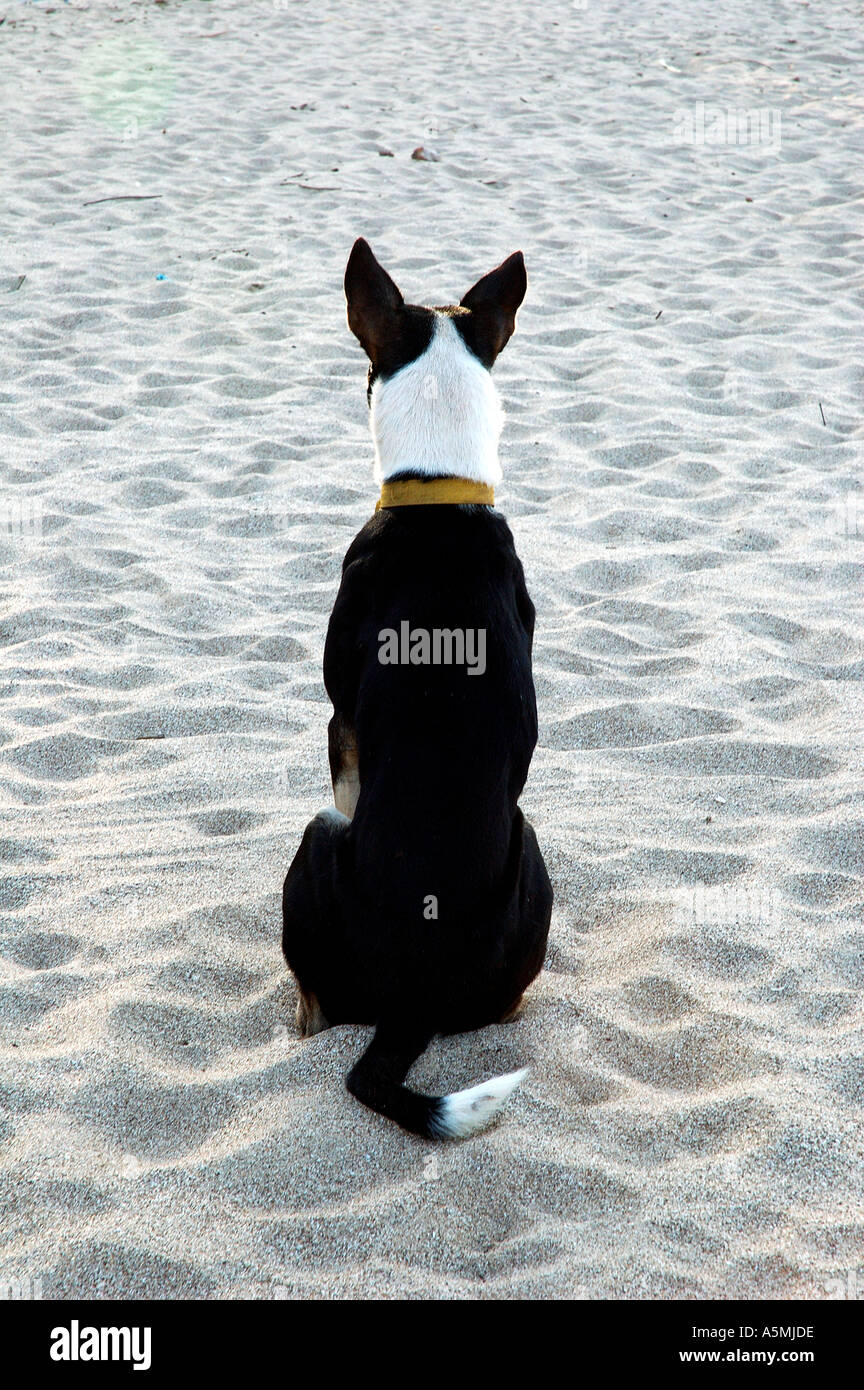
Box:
156;274;167;281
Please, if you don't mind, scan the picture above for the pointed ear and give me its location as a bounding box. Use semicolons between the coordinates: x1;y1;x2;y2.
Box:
344;238;405;363
459;251;527;364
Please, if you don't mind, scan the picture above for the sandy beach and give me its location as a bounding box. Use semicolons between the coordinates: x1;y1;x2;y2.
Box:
1;0;862;1299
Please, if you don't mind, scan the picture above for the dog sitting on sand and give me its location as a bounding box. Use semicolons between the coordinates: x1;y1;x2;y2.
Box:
281;239;552;1138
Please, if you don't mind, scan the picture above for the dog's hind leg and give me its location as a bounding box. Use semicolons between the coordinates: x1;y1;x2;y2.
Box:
296;989;330;1037
489;813;552;1029
328;713;360;819
498;995;524;1024
282;807;374;1031
512;815;553;996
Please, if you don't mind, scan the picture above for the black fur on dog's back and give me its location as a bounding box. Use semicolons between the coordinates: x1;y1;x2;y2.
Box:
328;502;537;925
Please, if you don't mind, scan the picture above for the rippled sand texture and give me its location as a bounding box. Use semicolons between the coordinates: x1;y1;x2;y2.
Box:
1;0;862;1300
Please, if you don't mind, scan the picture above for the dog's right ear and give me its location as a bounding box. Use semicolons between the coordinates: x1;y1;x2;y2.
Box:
344;239;405;363
459;251;527;366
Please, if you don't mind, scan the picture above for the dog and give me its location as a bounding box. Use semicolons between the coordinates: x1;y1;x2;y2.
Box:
281;239;552;1138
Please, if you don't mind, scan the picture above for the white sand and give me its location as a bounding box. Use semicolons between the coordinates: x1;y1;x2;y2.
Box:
1;0;862;1300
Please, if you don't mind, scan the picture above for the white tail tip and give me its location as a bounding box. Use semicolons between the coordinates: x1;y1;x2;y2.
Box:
432;1066;529;1139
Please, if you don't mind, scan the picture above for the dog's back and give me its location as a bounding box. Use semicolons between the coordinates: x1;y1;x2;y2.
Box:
332;505;536;885
324;502;543;1032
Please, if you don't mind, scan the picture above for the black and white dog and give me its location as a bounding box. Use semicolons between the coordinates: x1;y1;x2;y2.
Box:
281;239;552;1139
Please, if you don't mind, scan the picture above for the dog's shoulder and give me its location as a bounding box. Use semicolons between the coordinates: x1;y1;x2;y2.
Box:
341;510;388;567
344;503;520;560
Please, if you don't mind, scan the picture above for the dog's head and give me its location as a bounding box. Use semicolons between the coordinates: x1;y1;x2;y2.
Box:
344;240;527;485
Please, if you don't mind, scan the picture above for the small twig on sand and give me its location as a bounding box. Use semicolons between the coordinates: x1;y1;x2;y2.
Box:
83;194;163;206
819;402;827;426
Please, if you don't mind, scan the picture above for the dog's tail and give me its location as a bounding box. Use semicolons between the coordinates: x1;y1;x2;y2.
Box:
345;1022;528;1140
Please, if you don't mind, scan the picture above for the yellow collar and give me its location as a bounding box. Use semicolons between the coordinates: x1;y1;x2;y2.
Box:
376;477;495;510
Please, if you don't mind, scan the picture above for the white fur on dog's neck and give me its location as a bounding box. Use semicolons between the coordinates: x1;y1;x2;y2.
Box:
370;314;503;485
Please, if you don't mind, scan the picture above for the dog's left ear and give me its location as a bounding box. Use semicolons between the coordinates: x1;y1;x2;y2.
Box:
460;251;527;366
344;238;405;363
